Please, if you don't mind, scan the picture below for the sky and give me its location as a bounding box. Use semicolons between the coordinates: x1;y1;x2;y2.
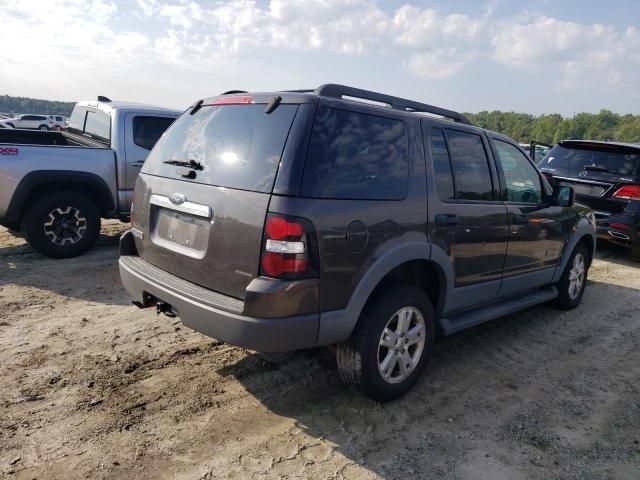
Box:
1;0;639;116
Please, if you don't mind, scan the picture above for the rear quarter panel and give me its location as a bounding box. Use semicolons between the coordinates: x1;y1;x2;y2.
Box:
0;145;117;218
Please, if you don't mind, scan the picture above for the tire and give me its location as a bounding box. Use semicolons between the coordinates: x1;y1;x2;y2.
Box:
39;125;49;131
632;242;640;263
336;285;436;402
553;243;589;310
21;191;101;259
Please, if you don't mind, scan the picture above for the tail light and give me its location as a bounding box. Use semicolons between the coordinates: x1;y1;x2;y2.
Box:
612;185;640;200
210;96;253;106
260;214;317;279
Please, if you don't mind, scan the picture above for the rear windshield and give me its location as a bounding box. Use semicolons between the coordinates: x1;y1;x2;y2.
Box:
142;104;299;193
539;143;640;178
68;106;111;142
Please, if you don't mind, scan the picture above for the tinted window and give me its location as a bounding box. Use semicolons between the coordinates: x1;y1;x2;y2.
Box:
133;116;175;150
428;127;455;201
538;146;569;175
444;129;494;201
494;140;542;203
68;107;87;132
142;104;298;193
84;110;111;140
301;107;408;200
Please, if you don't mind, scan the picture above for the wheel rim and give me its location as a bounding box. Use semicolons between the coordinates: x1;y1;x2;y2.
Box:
568;252;586;300
43;206;87;245
377;306;426;384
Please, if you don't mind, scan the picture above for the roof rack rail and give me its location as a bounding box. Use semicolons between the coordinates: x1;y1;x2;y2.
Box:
313;84;471;125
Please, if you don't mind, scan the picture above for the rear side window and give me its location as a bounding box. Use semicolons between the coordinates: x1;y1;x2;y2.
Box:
142;104;299;193
444;129;494;201
301;107;408;200
428;126;455;201
132;116;175;150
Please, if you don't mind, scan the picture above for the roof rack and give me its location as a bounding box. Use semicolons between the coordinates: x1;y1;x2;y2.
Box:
313;84;471;125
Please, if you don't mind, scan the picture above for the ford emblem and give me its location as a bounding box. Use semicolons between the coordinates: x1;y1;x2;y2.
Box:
169;193;186;205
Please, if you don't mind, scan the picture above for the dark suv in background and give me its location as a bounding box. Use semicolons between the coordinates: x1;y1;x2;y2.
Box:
119;84;596;401
539;140;640;261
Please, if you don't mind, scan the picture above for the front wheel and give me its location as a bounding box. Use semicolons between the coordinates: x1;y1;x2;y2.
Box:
553;243;589;309
336;285;435;402
21;191;101;258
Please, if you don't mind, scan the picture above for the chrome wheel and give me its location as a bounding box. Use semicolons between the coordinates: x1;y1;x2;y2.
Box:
43;207;87;245
568;252;585;300
377;306;426;384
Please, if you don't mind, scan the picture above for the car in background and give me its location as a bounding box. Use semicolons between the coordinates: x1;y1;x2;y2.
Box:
50;115;68;130
4;114;54;130
539;140;640;261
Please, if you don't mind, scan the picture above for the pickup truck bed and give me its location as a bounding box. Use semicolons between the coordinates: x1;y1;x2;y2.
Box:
0;129;105;147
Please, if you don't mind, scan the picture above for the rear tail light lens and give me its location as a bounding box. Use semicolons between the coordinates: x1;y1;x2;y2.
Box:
260;214;317;279
612;185;640;200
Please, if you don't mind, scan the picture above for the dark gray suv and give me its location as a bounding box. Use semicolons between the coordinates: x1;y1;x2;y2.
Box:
119;85;596;401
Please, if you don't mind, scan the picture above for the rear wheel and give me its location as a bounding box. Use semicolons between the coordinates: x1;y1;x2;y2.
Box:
632;242;640;262
21;191;101;258
553;243;589;309
336;285;435;402
39;125;49;131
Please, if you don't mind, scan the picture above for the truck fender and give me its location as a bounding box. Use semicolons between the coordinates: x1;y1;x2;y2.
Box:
5;170;115;224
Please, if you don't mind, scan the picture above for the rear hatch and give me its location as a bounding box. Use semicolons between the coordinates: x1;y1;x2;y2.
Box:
133;98;301;299
538;141;640;215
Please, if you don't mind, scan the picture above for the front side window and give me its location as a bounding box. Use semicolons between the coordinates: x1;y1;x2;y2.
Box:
301;107;408;200
494;140;542;203
444;129;494;201
132;116;175;150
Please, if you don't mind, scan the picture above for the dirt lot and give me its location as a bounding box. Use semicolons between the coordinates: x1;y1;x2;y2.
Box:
1;220;639;479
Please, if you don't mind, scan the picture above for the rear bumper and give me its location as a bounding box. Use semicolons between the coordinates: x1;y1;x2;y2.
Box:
595;210;640;245
119;254;320;352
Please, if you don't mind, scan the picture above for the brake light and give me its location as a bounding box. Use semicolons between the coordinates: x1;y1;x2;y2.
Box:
612;185;640;200
211;96;253;106
260;215;316;278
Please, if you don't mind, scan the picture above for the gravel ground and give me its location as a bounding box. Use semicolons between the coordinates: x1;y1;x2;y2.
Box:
1;220;639;479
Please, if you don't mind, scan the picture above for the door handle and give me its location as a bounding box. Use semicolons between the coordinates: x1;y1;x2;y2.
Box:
511;213;529;225
434;214;459;226
131;160;145;167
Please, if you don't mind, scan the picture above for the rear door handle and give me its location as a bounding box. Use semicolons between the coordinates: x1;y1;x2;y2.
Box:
434;214;459;226
131;160;145;168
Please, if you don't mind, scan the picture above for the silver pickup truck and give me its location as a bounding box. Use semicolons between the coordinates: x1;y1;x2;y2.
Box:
0;98;180;258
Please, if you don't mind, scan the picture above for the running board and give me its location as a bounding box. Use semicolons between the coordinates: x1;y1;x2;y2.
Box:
438;286;559;335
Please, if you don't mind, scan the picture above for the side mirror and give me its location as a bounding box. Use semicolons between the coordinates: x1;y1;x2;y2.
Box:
553;185;575;207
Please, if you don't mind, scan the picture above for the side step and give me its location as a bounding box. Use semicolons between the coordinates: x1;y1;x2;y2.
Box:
438;286;559;336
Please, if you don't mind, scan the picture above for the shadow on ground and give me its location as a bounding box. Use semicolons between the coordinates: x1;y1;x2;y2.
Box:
218;279;640;479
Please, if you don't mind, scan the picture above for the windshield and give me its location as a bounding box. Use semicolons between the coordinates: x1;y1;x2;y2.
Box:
539;143;640;178
142;104;299;193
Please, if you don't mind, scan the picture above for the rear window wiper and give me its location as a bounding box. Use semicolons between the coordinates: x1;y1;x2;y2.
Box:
583;165;613;173
163;159;203;170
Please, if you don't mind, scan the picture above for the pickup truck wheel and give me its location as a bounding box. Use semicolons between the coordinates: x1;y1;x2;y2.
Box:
336;285;435;402
553;243;589;310
21;192;101;259
632;242;640;262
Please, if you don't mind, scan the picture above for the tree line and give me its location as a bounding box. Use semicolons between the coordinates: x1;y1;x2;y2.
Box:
465;110;640;144
1;94;638;144
0;95;75;117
